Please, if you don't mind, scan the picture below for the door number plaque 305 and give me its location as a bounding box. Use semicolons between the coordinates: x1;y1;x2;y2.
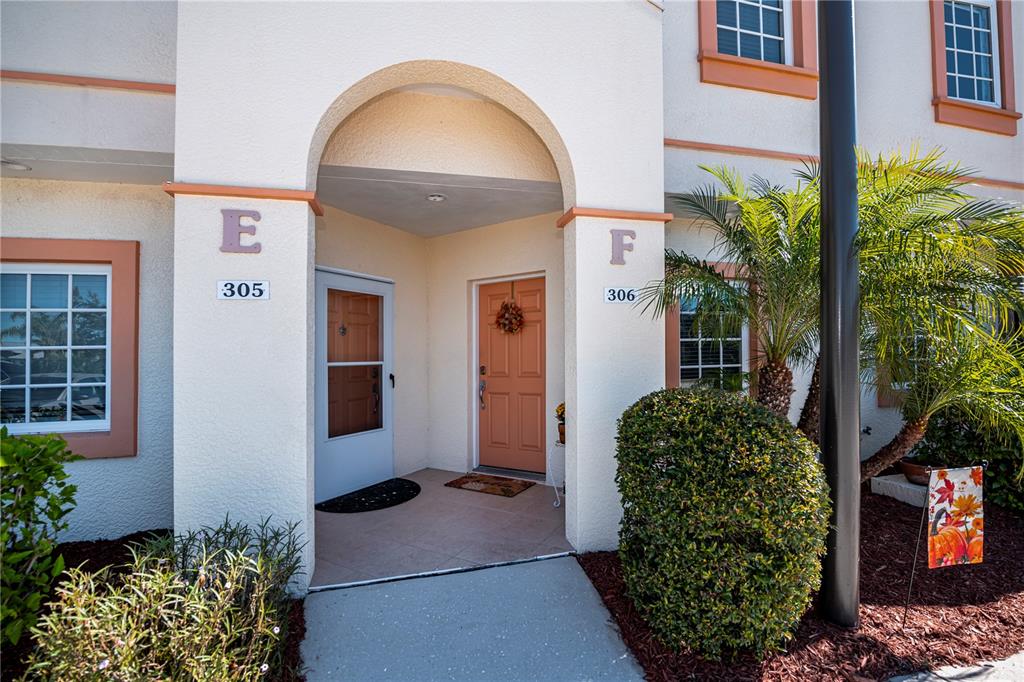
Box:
217;280;270;300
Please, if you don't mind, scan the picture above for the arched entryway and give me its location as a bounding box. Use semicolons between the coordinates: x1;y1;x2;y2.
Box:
306;61;577;586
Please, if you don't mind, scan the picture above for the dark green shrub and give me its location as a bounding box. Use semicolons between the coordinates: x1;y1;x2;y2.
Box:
616;388;830;660
912;407;1023;514
26;518;304;681
0;427;80;645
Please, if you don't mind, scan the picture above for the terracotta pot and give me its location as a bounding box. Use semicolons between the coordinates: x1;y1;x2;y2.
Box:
557;423;565;444
898;458;931;486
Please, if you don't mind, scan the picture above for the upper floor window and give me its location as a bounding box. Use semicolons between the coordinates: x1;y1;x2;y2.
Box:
1;264;112;434
944;0;1001;106
716;0;791;65
697;0;818;99
929;0;1019;136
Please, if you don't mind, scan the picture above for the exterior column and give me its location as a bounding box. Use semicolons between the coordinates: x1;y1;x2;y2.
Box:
563;216;665;550
172;195;315;587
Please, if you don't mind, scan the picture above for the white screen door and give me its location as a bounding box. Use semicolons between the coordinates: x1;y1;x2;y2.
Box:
315;270;394;502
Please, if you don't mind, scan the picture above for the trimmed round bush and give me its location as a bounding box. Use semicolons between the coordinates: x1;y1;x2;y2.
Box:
616;388;830;660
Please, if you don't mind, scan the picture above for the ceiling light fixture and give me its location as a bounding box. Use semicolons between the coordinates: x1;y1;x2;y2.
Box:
1;158;32;172
425;193;447;203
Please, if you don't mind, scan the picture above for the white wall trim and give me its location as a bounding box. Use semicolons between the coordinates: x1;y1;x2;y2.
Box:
313;264;395;284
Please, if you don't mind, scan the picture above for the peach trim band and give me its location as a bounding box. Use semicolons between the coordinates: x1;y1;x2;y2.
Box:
556;207;675;229
663;138;1024;191
163;182;325;216
0;69;175;94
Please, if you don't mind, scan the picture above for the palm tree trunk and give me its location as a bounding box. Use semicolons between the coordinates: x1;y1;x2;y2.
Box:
756;360;794;419
797;355;821;443
859;415;930;481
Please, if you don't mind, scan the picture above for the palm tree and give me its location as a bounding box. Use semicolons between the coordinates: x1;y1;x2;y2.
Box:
640;167;820;419
797;149;1024;443
859;326;1024;481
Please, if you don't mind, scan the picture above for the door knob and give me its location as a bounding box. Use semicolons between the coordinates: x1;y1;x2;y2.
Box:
479;379;486;410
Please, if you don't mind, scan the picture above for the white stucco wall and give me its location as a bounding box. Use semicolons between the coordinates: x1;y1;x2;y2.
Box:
172;196;315;581
0;178;174;541
314;207;430;478
0;0;177;83
321;90;558;182
662;0;1024;185
426;212;566;485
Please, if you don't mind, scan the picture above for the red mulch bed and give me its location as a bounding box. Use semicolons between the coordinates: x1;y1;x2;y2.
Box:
1;530;307;682
578;491;1024;681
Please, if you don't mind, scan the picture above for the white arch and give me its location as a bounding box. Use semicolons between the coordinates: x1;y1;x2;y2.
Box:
306;60;576;209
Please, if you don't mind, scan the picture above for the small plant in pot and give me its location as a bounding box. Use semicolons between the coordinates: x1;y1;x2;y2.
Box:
555;402;565;444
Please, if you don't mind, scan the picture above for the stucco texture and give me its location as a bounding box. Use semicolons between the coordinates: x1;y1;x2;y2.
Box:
321;90;559;182
0;178;175;541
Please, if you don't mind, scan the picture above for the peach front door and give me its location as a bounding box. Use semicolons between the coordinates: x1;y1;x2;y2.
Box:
478;277;546;473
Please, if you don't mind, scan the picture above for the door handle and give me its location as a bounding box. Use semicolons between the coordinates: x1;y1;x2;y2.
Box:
372;382;379;414
389;373;395;389
479;379;486;410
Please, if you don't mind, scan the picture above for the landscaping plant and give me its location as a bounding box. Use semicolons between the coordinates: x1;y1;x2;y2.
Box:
912;406;1024;514
640;167;821;420
25;518;304;681
615;388;830;660
0;428;80;646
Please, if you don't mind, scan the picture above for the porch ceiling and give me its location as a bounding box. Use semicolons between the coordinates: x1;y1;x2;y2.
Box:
316;165;563;237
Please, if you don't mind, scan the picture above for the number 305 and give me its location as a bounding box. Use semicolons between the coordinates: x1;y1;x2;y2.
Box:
218;280;269;300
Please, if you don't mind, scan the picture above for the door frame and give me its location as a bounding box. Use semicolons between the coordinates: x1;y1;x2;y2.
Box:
313;265;395;502
469;271;547;473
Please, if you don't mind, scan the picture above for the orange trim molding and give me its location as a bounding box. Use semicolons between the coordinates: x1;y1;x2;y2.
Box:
1;238;140;459
663;138;1024;191
664;137;817;163
0;69;175;94
929;0;1019;136
556;207;674;229
697;0;818;99
163;182;325;216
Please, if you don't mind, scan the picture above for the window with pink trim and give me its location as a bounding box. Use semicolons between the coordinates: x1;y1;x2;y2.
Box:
1;238;139;459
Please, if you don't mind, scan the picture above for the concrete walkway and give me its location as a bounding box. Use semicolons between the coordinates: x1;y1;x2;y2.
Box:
889;652;1024;681
301;556;643;681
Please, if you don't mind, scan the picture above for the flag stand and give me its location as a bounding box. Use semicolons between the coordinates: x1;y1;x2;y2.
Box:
901;461;988;628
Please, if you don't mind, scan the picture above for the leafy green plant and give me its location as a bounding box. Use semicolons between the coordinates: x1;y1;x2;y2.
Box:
640;167;821;419
910;408;1024;514
25;518;304;681
0;427;80;646
615;388;829;660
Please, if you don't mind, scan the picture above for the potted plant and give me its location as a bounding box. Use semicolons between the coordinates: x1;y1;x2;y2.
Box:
555;402;565;444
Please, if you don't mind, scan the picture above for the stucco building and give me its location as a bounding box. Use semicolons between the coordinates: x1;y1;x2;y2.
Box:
2;0;1021;589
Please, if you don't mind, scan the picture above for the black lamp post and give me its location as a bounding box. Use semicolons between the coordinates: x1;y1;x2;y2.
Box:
818;0;861;628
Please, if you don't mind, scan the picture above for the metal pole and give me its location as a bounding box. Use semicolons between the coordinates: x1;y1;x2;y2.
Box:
818;0;860;629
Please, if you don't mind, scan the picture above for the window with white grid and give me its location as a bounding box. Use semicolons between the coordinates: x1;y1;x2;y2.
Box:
1;264;112;433
944;0;1001;106
716;0;792;65
679;298;749;389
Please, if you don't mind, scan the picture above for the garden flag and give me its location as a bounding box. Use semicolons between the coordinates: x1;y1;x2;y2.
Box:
927;466;984;569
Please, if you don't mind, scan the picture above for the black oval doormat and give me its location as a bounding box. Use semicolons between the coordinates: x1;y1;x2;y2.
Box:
315;478;421;514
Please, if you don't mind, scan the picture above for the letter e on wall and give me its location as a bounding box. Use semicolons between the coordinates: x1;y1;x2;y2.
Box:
220;209;262;253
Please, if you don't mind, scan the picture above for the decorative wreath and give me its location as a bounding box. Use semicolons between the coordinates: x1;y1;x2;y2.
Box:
495;300;525;334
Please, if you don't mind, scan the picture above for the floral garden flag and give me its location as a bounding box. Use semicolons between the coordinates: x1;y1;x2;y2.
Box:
927;466;984;569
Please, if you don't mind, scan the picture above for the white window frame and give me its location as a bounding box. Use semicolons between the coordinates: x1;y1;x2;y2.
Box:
944;0;1002;108
678;302;751;388
1;262;113;435
716;0;795;67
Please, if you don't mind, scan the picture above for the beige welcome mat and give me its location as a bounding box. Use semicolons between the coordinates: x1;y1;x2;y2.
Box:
444;473;535;498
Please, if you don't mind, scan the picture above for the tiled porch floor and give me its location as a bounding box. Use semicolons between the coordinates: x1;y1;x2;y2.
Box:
311;468;571;587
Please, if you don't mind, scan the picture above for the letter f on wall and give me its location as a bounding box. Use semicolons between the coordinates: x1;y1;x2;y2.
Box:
610;229;636;265
220;209;262;253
